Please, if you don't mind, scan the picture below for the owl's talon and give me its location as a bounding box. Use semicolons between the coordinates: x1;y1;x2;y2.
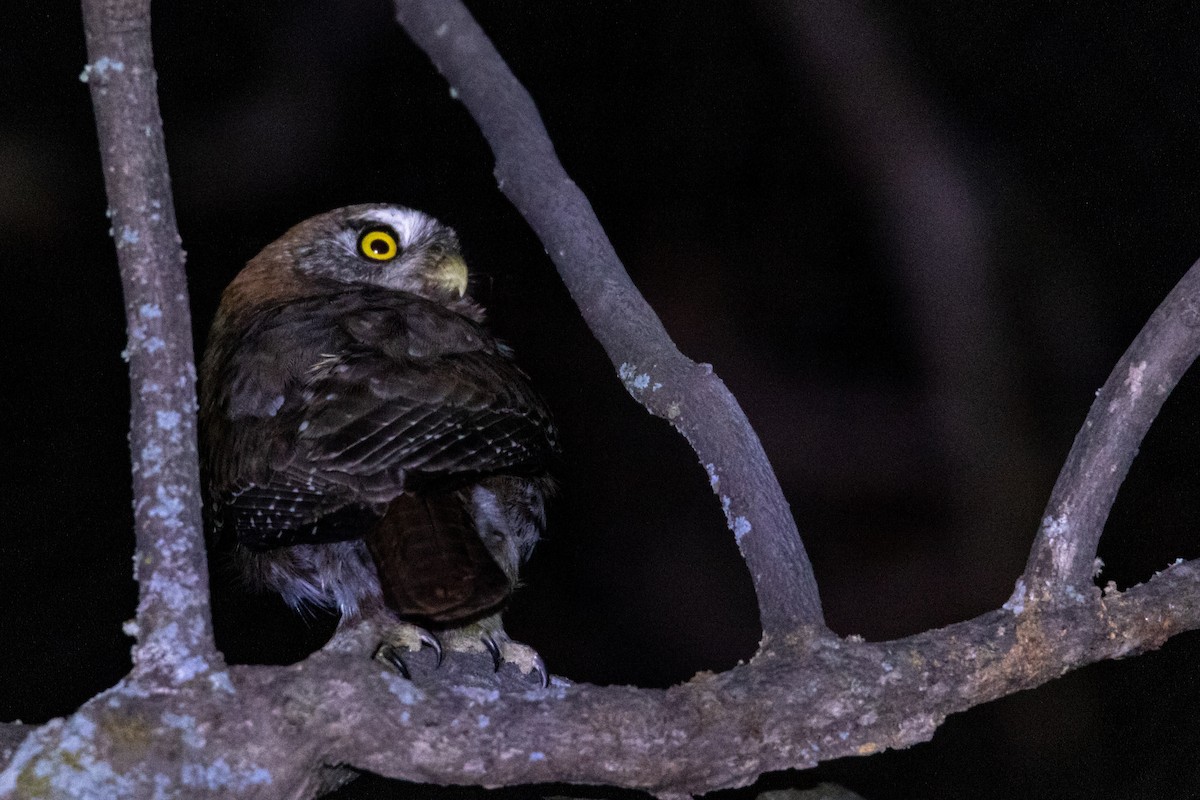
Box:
420;630;444;668
481;633;502;672
477;630;546;686
373;643;411;679
531;653;549;689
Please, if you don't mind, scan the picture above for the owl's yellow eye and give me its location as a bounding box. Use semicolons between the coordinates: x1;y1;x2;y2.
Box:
358;227;399;261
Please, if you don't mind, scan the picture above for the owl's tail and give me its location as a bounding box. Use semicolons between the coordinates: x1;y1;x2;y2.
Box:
364;490;511;627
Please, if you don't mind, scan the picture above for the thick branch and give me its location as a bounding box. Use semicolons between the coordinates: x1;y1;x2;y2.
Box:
391;0;825;636
1018;256;1200;601
82;0;217;677
0;726;33;764
8;4;1191;798
5;560;1196;797
300;561;1200;795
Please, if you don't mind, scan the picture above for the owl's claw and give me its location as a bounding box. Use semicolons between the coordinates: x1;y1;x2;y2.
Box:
481;633;502;671
376;615;550;687
531;653;549;689
473;624;548;688
420;630;444;668
373;642;411;679
373;622;444;678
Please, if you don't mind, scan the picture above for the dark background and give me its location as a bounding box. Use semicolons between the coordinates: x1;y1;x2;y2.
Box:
3;1;1200;798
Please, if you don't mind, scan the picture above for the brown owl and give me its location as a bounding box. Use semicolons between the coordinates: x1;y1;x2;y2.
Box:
199;204;556;682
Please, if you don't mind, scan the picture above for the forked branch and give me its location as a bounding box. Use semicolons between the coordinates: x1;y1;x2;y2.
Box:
1018;256;1200;605
4;2;1200;798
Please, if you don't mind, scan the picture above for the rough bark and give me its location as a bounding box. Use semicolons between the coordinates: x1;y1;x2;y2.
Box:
4;2;1200;799
0;727;33;765
4;563;1198;798
1018;256;1200;601
80;0;219;681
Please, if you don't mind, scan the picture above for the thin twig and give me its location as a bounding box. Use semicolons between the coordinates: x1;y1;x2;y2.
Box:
391;0;826;636
1017;256;1200;603
82;0;217;677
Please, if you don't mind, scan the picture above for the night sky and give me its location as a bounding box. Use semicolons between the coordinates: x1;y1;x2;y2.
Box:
3;2;1200;798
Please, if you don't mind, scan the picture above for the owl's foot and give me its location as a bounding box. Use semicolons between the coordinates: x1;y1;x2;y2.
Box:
475;626;549;689
374;614;548;687
372;622;443;679
467;614;548;688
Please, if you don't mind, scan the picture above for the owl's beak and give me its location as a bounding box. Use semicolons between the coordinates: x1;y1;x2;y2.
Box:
432;253;469;298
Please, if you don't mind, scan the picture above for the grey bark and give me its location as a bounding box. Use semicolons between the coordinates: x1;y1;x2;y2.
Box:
3;1;1200;798
79;0;220;682
1018;256;1200;601
4;565;1199;797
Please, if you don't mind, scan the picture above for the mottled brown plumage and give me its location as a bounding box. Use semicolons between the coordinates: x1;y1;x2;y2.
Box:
199;204;556;627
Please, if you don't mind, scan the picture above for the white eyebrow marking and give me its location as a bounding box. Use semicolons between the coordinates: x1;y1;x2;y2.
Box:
362;207;437;248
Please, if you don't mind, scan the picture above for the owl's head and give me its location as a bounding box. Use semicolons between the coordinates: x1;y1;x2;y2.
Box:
268;204;468;304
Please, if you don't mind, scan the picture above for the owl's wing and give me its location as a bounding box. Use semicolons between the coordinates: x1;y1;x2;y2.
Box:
209;290;556;550
291;292;555;489
291;346;556;494
217;480;379;551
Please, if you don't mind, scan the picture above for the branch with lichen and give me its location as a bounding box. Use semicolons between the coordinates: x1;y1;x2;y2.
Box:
78;0;219;681
5;557;1199;797
5;1;1200;798
1015;255;1200;606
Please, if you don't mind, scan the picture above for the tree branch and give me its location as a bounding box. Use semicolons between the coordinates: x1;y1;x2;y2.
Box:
390;0;826;637
6;559;1195;797
1017;256;1200;603
7;4;1200;798
0;726;33;765
304;558;1200;796
81;0;217;677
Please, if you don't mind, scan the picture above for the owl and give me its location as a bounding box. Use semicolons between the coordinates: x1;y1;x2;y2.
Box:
199;204;556;681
